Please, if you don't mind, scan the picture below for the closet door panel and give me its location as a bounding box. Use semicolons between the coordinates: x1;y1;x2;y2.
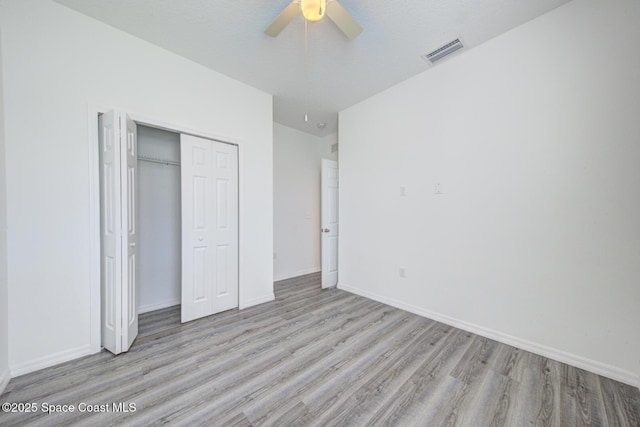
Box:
181;135;238;322
121;114;138;351
181;135;215;322
99;111;138;354
99;111;122;355
212;142;238;313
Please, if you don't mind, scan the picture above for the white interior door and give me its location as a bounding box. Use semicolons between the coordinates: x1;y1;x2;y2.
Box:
121;114;138;350
211;141;239;312
99;111;138;354
181;134;238;323
180;135;214;322
321;159;339;288
99;111;121;354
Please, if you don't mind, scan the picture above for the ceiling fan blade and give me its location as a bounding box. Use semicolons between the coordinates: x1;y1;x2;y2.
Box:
265;2;301;37
326;1;362;40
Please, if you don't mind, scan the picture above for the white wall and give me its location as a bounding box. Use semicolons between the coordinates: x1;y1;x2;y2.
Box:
0;0;273;373
0;27;10;393
137;126;181;313
321;132;339;162
273;123;337;281
339;0;640;386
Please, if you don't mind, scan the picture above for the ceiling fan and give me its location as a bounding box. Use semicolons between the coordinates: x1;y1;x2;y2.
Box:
265;0;363;40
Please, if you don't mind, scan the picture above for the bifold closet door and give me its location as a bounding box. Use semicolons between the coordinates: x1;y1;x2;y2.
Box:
99;110;139;355
181;134;239;323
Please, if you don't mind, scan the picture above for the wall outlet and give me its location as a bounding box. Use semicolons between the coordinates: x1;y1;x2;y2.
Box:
400;186;407;197
435;183;443;194
399;267;406;278
273;252;277;260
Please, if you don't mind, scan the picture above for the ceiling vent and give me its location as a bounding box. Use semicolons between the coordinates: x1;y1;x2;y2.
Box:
423;38;464;64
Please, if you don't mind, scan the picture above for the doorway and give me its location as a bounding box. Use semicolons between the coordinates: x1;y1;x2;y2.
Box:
321;158;339;288
95;110;239;355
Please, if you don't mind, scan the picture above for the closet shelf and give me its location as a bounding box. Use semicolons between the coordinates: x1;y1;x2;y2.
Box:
137;155;180;166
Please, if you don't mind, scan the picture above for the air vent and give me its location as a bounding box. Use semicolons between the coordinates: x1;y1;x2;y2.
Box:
423;38;464;64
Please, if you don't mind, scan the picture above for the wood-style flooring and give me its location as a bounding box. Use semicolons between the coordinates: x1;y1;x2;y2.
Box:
1;273;639;426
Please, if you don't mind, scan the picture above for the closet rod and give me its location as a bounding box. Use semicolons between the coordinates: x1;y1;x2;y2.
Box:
137;155;181;167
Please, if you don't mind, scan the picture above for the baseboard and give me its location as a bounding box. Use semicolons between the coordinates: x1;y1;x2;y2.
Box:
10;345;91;378
239;293;275;310
0;367;10;395
339;283;639;388
274;267;320;283
138;299;180;314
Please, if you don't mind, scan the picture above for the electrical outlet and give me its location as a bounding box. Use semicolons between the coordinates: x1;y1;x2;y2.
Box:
273;252;277;260
435;183;443;194
400;186;407;197
399;267;406;278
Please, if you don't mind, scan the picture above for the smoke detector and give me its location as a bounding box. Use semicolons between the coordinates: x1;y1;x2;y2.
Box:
422;38;464;64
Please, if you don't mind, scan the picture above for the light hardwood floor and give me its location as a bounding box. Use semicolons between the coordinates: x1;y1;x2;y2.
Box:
1;273;639;426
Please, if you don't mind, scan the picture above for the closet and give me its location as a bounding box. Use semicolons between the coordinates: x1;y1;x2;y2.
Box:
98;111;239;355
137;126;182;313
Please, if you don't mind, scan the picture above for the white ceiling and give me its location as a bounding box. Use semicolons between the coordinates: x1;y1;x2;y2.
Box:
54;0;571;136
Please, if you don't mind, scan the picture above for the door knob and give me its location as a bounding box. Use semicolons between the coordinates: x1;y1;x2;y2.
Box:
322;228;330;233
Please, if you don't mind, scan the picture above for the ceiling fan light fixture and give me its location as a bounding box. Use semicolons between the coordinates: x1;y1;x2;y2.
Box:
300;0;326;21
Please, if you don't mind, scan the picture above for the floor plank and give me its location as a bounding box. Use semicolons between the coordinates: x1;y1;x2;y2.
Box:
1;272;638;426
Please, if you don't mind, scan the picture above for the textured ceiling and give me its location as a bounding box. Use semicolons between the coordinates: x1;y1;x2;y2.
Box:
54;0;571;136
